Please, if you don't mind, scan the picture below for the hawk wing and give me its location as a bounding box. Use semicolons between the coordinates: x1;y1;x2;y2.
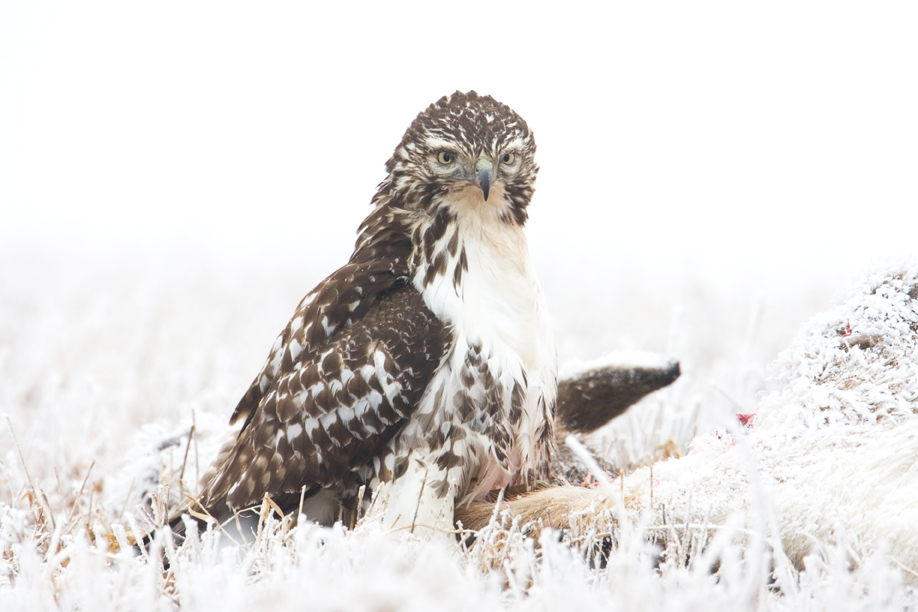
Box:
228;253;409;431
199;281;449;513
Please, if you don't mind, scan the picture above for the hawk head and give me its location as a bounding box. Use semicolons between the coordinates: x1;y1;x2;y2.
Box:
381;91;539;227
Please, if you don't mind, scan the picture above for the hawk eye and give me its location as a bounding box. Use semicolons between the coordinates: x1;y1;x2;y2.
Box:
501;152;516;164
437;151;454;165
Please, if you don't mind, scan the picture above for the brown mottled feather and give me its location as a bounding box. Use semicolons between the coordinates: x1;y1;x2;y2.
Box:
200;285;448;512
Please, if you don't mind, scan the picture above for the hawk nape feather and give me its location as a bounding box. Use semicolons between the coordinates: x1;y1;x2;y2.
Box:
187;91;557;538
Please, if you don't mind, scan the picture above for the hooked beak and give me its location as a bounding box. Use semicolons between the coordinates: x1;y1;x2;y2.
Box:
476;167;492;201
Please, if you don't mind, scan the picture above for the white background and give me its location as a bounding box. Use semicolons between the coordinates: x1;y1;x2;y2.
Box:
3;2;916;273
2;1;918;380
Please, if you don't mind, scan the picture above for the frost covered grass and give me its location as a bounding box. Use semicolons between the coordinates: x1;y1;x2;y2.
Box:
1;243;916;610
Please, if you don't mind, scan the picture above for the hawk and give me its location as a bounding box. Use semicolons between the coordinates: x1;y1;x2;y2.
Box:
196;91;557;535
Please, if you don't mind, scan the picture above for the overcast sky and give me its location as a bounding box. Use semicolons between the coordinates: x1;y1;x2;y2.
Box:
2;1;917;291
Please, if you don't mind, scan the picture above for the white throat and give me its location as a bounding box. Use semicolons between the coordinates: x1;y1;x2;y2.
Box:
413;187;554;372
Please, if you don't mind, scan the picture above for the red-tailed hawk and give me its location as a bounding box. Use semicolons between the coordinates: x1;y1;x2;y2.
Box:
196;91;557;534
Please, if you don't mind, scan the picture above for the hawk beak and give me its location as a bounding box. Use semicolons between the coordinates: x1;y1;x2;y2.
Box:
476;167;492;201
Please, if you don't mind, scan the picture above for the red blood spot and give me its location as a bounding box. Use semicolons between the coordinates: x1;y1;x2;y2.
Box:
736;413;755;427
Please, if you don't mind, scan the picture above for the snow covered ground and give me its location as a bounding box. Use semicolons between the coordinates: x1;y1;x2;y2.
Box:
2;245;917;610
